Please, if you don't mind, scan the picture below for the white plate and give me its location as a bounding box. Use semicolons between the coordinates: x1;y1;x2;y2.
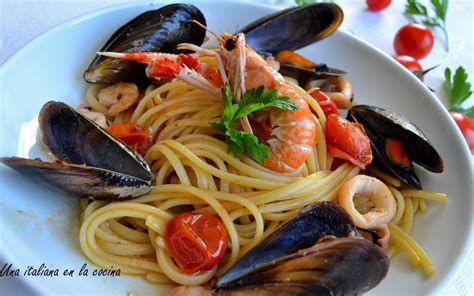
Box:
0;2;472;295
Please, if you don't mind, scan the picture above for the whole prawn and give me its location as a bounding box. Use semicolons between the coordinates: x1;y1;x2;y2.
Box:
99;30;316;173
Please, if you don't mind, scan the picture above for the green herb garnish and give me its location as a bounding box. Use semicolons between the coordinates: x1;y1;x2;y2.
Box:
211;84;298;163
405;0;449;50
444;66;473;118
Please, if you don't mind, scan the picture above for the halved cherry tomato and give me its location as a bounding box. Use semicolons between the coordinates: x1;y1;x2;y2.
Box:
325;114;373;169
106;123;150;155
366;0;392;11
450;112;474;154
394;24;434;60
165;213;228;274
309;89;338;117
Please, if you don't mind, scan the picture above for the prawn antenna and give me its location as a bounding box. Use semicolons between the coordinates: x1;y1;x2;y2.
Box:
191;19;224;44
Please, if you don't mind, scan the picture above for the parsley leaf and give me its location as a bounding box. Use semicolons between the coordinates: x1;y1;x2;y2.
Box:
211;84;298;163
226;129;270;164
444;66;473;118
405;0;449;51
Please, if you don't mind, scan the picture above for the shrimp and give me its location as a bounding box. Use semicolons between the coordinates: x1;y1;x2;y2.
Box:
76;104;107;128
98;82;139;117
167;286;211;296
99;30;316;173
338;175;397;230
218;34;316;173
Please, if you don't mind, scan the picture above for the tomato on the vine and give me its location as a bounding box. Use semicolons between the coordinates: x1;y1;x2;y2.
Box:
450;112;474;154
366;0;392;11
394;24;434;60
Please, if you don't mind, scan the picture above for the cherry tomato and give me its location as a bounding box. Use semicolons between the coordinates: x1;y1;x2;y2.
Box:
450;112;474;154
165;213;228;274
325;114;373;169
309;89;338;117
106;123;150;155
393;55;423;73
394;24;434;60
366;0;392;11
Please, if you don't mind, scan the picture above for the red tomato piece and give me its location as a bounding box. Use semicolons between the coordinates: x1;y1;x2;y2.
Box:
309;89;338;117
450;112;474;154
106;123;150;155
394;24;434;60
165;213;228;274
366;0;392;11
325;114;373;169
393;55;423;74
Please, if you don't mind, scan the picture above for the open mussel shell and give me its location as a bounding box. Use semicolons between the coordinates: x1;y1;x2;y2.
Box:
0;101;154;200
84;4;206;84
214;237;389;296
40;101;153;181
214;201;357;289
348;105;444;188
279;63;346;86
0;158;151;200
241;3;343;54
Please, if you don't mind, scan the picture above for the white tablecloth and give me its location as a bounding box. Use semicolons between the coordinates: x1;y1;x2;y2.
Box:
1;0;473;295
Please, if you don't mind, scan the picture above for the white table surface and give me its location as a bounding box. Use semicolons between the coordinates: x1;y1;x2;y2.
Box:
1;0;473;295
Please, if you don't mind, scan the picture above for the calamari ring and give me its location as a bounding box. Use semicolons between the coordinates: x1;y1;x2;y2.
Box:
338;175;396;229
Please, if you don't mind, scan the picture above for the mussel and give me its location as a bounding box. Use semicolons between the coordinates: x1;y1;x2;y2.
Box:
84;4;206;84
241;3;343;54
214;237;389;296
0;101;153;200
279;63;347;86
241;3;346;91
214;202;389;295
348;105;444;189
215;202;358;289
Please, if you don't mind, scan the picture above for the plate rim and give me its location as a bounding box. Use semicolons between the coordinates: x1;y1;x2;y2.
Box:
0;1;472;295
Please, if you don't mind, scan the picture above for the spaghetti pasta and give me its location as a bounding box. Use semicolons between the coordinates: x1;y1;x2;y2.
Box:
79;79;446;288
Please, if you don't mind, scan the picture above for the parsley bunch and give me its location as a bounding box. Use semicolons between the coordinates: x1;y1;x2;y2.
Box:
405;0;449;50
445;66;473;118
211;84;298;164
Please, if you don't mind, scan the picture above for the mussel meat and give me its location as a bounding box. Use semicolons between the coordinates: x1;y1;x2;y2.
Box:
279;62;347;86
241;3;343;54
348;105;444;189
214;237;389;295
1;101;154;200
84;4;206;84
214;201;357;289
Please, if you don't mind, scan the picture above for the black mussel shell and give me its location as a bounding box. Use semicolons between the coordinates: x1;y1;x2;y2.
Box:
214;237;389;296
84;4;206;84
348;105;444;189
0;157;151;200
279;63;346;86
0;101;154;200
214;202;357;289
241;3;343;54
40;101;153;181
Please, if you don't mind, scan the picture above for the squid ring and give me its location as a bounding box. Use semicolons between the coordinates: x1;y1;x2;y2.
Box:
338;175;396;229
319;76;352;109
